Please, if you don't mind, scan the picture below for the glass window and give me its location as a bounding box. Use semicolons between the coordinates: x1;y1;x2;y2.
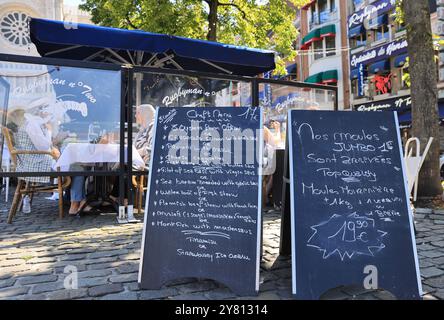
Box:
318;0;328;13
325;37;336;57
350;33;366;48
330;0;336;12
313;40;324;60
132;71;252;171
133;72;251;109
375;24;389;42
0;61;122;173
311;4;317;24
400;67;409;90
259;81;336;145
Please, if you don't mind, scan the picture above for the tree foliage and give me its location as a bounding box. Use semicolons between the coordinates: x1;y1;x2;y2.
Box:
79;0;310;74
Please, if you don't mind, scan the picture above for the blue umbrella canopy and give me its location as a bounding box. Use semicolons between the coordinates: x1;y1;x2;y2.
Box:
29;18;276;77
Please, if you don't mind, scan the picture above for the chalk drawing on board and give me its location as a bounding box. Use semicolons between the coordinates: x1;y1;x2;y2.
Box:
181;230;231;239
306;213;388;261
341;177;361;183
380;126;388;131
158;108;177;124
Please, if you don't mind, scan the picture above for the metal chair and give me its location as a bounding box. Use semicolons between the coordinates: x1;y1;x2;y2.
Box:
2;126;71;223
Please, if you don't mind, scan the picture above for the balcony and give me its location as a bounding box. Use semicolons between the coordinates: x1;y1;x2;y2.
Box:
309;10;338;30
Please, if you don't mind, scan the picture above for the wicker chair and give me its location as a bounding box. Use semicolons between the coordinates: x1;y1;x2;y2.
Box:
2;126;71;223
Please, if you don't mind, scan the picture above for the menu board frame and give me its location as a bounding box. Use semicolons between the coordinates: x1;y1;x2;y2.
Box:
138;106;263;295
287;110;421;299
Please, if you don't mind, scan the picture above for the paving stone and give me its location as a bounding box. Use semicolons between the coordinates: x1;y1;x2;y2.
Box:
60;253;88;261
417;244;437;251
0;286;30;298
117;263;139;274
139;288;179;300
170;292;209;300
431;241;444;248
27;257;57;264
0;273;12;281
176;281;217;294
88;284;124;297
72;277;109;288
421;267;444;278
109;273;138;284
18;274;58;285
433;290;444;299
204;288;237;300
126;282;141;291
419;259;435;268
430;214;444;220
46;289;89;300
425;275;444;288
0;278;15;289
100;291;138;300
421;284;437;294
32;282;66;294
0;259;25;267
87;249;129;259
423;293;439;300
54;264;87;274
420;250;444;258
415;208;433;214
77;269;113;279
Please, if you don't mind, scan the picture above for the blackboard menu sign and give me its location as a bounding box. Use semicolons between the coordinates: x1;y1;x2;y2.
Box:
138;107;262;295
287;110;421;299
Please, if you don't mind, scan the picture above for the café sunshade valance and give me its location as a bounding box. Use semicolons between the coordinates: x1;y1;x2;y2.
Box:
29;18;276;76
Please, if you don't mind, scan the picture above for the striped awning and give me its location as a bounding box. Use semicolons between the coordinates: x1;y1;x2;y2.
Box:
305;72;323;84
301;28;322;49
320;24;336;38
321;70;338;84
305;70;338;84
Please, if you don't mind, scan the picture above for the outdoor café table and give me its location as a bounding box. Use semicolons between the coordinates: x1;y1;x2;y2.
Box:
53;143;145;213
53;143;144;171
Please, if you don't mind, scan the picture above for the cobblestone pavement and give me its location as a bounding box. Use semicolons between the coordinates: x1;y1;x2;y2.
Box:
0;193;443;300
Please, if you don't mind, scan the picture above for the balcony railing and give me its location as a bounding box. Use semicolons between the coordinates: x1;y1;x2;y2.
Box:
309;10;338;30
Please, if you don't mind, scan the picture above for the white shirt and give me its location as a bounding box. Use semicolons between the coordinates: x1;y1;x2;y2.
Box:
24;114;53;151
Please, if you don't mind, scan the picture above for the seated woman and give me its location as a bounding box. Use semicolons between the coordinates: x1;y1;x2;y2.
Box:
7;108;60;184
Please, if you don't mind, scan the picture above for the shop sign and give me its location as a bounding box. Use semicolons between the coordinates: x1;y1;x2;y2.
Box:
354;95;411;112
350;38;408;68
348;0;396;28
358;63;364;97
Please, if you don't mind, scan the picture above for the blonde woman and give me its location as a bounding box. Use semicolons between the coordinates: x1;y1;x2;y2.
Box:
7;108;59;183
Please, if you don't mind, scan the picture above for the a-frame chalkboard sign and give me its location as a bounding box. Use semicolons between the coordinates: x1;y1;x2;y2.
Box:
285;110;422;299
138;107;263;296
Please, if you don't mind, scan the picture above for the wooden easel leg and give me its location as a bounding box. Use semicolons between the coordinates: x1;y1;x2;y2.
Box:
8;180;24;224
